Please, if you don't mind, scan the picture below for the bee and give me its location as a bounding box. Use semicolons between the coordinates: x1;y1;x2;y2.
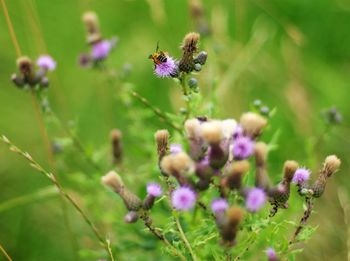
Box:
148;42;168;65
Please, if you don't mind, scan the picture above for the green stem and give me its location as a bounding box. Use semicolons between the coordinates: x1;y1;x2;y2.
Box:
174;213;198;261
179;73;191;120
0;242;12;261
0;135;115;261
130;90;182;133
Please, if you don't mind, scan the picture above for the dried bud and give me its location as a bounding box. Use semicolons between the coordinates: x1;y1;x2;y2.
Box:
110;129;123;164
17;56;34;77
124;211;138;223
240;112;267;138
160;153;194;186
11;74;25;88
179;32;200;73
200;120;223;145
181;32;200;53
154;129;169;160
283;160;299;183
185;118;201;139
82;11;101;43
254;142;270;189
101;171;142;211
101;171;124;192
225;161;250;190
219;207;244;246
312;155;341;198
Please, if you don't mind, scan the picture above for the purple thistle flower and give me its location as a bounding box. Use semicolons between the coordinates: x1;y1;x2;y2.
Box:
37;55;56;71
233;136;254;159
265;247;278;261
211;198;229;214
246;188;266;212
154;56;177;78
170;144;183;154
233;124;243;140
147;183;163;197
292;168;310;185
171;187;196;211
91;40;112;60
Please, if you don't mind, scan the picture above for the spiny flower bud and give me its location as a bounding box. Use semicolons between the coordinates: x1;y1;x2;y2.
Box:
184;118;201;140
193;51;208;65
160;152;194;185
124;211;138;223
268;161;298;217
240;112;267;138
179;32;200;73
143;183;163;210
110;129;123;164
254;142;270;189
154;129;169;160
219;207;244;246
101;171;142;211
82;11;101;44
225;161;250;190
17;56;34;77
312;155;341;198
283;160;299;183
200;120;223;145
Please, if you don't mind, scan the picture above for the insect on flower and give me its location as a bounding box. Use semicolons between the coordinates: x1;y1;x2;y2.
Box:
148;42;178;78
148;41;168;64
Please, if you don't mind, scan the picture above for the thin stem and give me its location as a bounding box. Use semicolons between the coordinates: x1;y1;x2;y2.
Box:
174;213;198;261
140;212;187;261
290;197;314;244
30;90;56;170
0;135;115;261
130;90;182;133
179;73;191;120
1;0;21;57
0;243;12;261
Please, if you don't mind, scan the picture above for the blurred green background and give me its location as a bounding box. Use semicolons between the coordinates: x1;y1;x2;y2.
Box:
1;0;350;260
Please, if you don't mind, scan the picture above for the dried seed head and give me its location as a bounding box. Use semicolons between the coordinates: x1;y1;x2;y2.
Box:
185;118;201;139
312;155;341;198
323;155;341;177
283;160;299;183
200;120;223;145
227;207;244;225
154;129;169;159
101;171;124;192
17;56;33;76
160;152;194;176
225;161;250;189
82;11;101;44
240;112;267;138
181;32;200;53
110;129;123;164
255;142;268;165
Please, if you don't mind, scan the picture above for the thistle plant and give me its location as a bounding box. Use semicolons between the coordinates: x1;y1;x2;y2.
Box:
1;2;345;260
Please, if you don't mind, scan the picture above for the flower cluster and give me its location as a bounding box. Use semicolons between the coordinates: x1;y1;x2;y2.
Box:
79;11;117;67
11;55;56;89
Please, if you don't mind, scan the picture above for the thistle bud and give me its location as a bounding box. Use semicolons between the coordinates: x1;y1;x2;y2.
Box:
283;160;298;184
154;129;169;160
124;211;138;223
17;56;33;77
82;11;101;44
254;142;270;189
101;171;142;211
179;32;200;73
225;161;250;190
312;155;341;198
110;129;123;164
200;120;223;145
143;183;163;210
184;118;201;140
193;51;208;65
239;112;267;138
160;152;194;186
185;118;206;160
219;207;244;246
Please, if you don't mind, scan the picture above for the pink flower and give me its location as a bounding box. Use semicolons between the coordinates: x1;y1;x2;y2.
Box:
171;187;196;211
37;55;56;71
